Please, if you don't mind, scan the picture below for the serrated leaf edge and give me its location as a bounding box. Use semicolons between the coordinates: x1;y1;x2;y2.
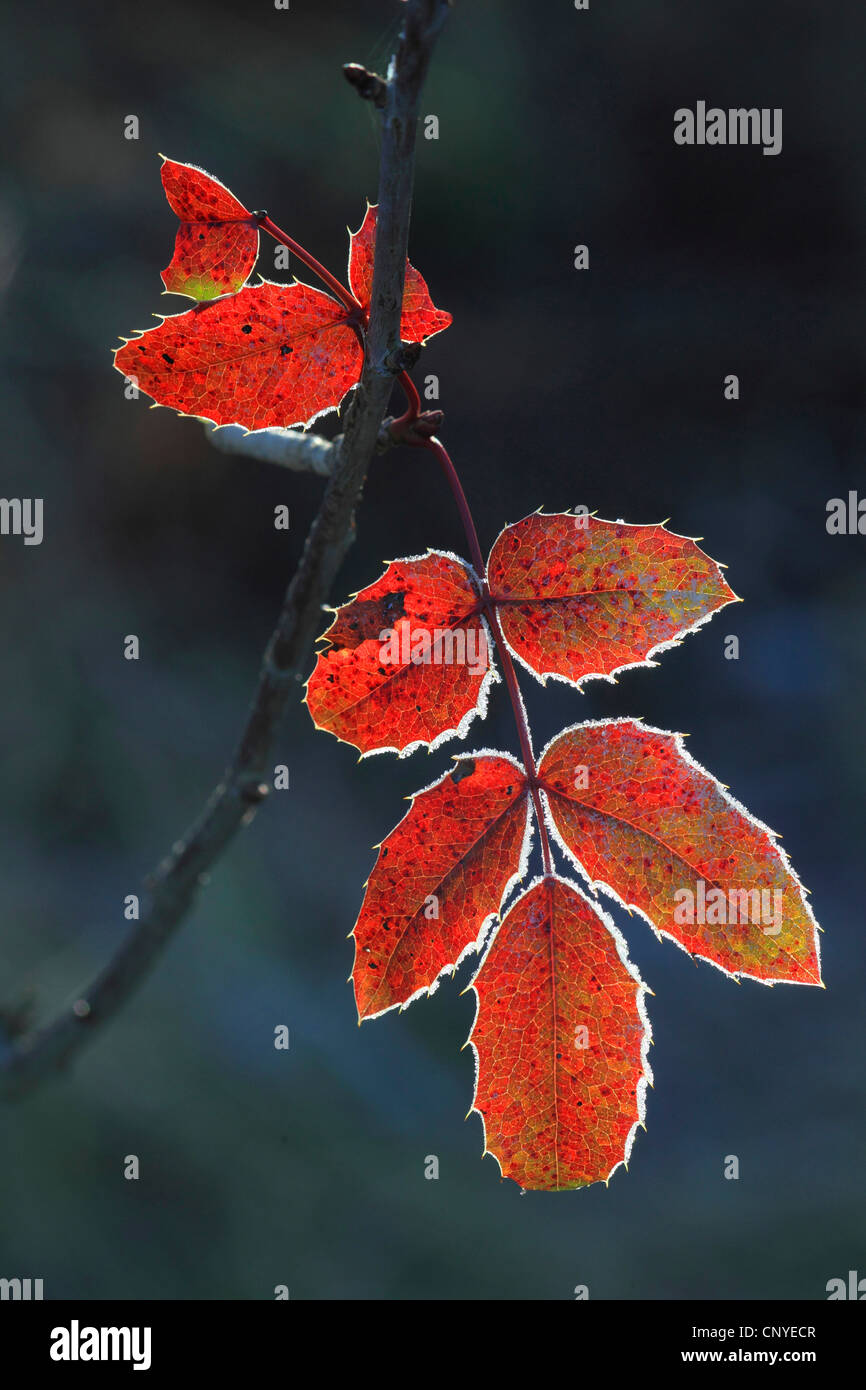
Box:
112;277;358;432
353;750;533;1023
537;716;823;990
464;871;654;1191
305;549;500;761
486;509;739;693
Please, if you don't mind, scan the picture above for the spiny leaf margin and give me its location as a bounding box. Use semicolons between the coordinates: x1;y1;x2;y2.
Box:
537;716;823;989
464;872;654;1192
353;749;534;1022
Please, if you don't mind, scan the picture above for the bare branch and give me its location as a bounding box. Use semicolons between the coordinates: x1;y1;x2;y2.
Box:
0;0;451;1100
206;424;336;476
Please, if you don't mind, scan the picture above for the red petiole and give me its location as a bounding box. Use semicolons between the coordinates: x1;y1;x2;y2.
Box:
258;214;362;315
413;435;554;878
258;217;550;871
259;217;423;434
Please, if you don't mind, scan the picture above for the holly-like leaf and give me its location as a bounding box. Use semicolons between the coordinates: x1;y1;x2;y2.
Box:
349;203;452;343
160;158;259;300
114;281;363;430
467;875;652;1191
353;755;530;1020
306;513;734;757
486;511;737;688
539;719;822;986
305;552;495;757
119;165;452;429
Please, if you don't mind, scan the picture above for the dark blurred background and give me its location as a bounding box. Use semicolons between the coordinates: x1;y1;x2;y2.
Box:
0;0;863;1300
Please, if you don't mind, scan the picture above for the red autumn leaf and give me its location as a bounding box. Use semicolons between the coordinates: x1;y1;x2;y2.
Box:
352;754;530;1020
114;280;363;430
306;514;735;758
538;719;822;986
119;161;452;428
349;203;452;343
486;511;737;688
467;875;652;1191
305;551;494;756
160;158;259;300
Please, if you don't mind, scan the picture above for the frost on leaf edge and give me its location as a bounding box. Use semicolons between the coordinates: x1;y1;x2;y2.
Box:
537;716;823;990
353;749;534;1023
463;871;654;1191
113;275;362;432
486;509;738;693
305;549;500;761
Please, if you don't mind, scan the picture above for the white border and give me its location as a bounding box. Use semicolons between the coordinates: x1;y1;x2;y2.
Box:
536;716;824;989
304;549;500;760
114;274;362;433
353;749;533;1022
346;200;451;343
347;200;375;305
486;508;740;692
463;872;654;1192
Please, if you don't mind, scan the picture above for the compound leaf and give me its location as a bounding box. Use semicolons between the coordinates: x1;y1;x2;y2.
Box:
118;172;451;429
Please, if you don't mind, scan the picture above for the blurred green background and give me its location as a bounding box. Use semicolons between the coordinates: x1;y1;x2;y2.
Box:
0;0;863;1299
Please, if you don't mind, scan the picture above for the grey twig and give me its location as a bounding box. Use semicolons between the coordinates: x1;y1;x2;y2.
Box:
0;0;451;1101
206;424;336;476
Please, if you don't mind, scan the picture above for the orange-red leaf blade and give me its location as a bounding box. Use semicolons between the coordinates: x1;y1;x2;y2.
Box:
305;552;494;756
114;281;362;430
468;875;652;1191
353;755;530;1020
348;203;452;343
486;512;737;688
539;719;822;986
160;158;259;300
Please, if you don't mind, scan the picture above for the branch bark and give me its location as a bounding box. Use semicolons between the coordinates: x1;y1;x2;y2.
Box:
0;0;451;1100
206;424;336;476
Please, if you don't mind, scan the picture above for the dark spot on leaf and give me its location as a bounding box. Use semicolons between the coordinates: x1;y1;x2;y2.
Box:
452;759;475;785
381;590;406;623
